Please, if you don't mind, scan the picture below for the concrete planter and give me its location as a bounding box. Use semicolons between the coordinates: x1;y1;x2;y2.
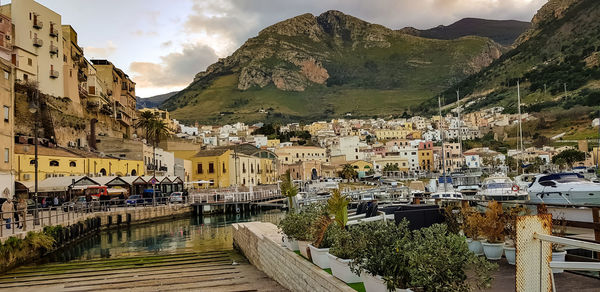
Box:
327;253;362;284
552;251;567;273
504;246;516;265
298;240;310;259
283;236;299;251
482;242;504;260
362;273;413;292
308;244;330;269
466;238;484;256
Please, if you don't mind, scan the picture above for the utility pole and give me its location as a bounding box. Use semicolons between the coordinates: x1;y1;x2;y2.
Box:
28;89;40;225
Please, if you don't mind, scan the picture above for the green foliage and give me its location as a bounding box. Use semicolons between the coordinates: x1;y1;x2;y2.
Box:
552;149;586;168
327;189;350;228
278;203;327;241
339;164;358;180
280;171;298;212
481;201;506;244
382;163;400;172
328;226;360;260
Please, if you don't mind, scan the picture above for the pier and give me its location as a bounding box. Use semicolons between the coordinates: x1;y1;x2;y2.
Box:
189;185;284;215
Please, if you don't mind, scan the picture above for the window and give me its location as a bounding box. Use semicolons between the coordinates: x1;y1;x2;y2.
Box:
197;163;203;174
250;164;254;173
29;159;35;165
242;163;246;173
23;74;28;81
222;162;226;173
49;160;59;166
3;71;8;80
208;162;214;173
69;161;76;167
3;148;8;163
28;58;32;66
3;106;8;122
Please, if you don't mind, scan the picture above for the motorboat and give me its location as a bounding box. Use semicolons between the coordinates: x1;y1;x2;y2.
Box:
452;173;481;197
476;176;529;201
430;191;464;200
514;173;538;191
528;173;600;205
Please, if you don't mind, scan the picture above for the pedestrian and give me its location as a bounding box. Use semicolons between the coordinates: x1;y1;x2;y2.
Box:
53;196;59;209
12;198;20;229
1;199;13;229
17;198;27;230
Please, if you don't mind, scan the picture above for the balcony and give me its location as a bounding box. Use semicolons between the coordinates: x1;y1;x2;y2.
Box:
77;71;87;82
71;53;80;61
79;85;88;98
86;100;100;112
33;38;43;47
49;27;58;37
49;44;58;55
106;89;113;96
33;20;43;29
116;112;131;126
50;69;59;78
100;104;113;116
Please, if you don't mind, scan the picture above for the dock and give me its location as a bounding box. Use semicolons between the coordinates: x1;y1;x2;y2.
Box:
189;186;284;214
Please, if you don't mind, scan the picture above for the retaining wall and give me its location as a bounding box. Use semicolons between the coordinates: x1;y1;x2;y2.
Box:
232;222;354;292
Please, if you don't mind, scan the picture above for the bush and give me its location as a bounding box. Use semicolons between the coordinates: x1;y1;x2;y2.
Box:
278;203;327;241
328;226;361;259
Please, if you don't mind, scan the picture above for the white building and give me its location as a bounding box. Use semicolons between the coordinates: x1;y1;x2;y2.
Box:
329;136;365;161
253;135;267;148
465;154;481;169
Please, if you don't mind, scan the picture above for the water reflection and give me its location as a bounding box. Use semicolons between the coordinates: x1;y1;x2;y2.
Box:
44;210;283;264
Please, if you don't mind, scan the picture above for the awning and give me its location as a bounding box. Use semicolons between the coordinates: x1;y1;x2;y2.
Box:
107;188;128;194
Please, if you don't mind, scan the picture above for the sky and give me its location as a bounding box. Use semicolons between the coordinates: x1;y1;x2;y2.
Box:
30;0;547;97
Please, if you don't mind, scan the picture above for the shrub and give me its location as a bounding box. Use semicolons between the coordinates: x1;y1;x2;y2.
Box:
462;206;484;239
328;226;361;259
327;189;350;228
481;201;506;243
278;203;327;241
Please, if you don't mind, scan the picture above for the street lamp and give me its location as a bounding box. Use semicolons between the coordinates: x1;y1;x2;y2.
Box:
28;93;40;225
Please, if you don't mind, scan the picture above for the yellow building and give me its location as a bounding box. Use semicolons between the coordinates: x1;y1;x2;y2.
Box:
190;149;232;188
275;146;328;165
418;149;434;171
305;122;329;136
14;144;144;182
139;108;177;133
0;58;14;198
266;139;280;148
373;156;409;173
374;129;421;140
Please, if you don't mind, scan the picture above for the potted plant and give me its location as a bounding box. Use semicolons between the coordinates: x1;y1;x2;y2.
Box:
480;201;506;260
278;203;326;256
308;215;334;268
503;205;529;265
462;206;485;256
551;215;568;273
278;212;301;251
327;225;363;284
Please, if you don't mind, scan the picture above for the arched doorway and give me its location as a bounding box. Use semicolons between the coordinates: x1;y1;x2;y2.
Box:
99;168;107;176
131;169;137;176
311;168;318;180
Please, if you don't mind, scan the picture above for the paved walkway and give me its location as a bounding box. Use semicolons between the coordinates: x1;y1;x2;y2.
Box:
0;251;286;291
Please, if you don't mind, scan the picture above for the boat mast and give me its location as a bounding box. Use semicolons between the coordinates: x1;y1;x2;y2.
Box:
439;96;447;193
517;80;524;175
457;89;463;168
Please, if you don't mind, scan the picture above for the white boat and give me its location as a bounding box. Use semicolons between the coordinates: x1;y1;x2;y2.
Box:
430;191;464;200
528;173;600;205
514;173;538;191
476;177;529;201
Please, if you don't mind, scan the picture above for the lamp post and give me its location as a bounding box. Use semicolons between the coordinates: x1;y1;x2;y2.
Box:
28;91;40;225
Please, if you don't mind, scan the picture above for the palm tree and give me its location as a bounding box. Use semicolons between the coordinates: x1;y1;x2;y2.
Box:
339;164;357;182
327;188;349;228
135;111;156;142
280;170;298;212
147;119;170;205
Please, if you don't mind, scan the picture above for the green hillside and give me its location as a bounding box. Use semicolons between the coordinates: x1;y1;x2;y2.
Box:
418;0;600;116
162;11;506;124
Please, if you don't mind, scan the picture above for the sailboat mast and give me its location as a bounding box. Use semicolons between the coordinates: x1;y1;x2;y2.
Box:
517;80;524;175
439;96;447;193
457;89;463;168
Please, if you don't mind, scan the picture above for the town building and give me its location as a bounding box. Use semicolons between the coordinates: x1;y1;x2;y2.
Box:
275;146;328;165
0;57;13;198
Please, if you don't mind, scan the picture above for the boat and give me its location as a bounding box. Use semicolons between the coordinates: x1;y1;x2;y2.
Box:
527;173;600;205
452;172;481;197
476;176;529;201
514;173;538;191
409;180;427;198
430;191;464;200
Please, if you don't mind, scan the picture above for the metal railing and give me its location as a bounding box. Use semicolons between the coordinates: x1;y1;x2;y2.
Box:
0;197;190;239
189;189;282;204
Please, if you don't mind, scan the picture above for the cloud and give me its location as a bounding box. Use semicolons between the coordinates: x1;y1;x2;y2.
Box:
161;41;173;48
85;40;117;59
129;43;218;89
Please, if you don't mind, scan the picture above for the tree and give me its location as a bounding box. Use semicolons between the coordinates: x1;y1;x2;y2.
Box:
383;163;400;172
147;119;170;205
533;135;551;148
339;164;358;181
327;188;350;228
552;149;586;169
135;111;156;142
280;170;298;212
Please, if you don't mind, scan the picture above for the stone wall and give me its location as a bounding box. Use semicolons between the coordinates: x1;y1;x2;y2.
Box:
232;222;354;292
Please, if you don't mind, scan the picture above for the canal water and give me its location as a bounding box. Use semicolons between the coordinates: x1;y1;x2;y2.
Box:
43;210;284;264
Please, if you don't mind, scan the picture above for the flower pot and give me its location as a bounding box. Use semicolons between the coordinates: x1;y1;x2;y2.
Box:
298;240;310;259
504;246;516;265
552;251;567;273
308;244;330;269
283;236;299;251
362;273;413;292
466;238;484;256
327;253;362;284
482;242;504;260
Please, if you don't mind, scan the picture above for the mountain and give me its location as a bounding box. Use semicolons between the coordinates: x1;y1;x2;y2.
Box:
417;0;600;115
400;18;531;46
136;91;178;109
162;11;507;124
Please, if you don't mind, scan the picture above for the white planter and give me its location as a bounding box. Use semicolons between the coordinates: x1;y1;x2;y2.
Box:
362;273;413;292
308;244;330;269
466;238;484;256
504;246;516;265
552;251;567;273
298;240;310;259
283;236;299;251
482;242;504;260
327;253;362;284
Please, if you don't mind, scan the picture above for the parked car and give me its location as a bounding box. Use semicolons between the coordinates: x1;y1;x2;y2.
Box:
125;195;144;206
169;192;184;203
62;196;100;212
142;189;164;205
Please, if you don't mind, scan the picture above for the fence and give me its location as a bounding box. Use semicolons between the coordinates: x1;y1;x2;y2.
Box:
189;189;282;204
0;197;190;239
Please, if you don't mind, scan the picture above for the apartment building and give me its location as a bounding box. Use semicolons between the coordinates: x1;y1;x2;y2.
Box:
61;25;86;114
275;146;328;164
1;0;64;97
91;59;136;138
0;57;13;198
